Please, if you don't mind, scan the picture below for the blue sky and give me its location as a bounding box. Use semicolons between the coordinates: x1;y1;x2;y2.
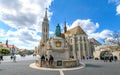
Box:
0;0;120;49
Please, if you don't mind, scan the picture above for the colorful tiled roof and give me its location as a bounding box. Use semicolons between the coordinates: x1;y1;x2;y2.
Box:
66;26;86;35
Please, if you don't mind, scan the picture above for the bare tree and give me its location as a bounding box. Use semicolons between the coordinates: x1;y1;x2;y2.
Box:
108;31;120;45
106;31;120;51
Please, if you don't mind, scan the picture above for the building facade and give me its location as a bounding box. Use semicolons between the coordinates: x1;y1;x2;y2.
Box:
0;42;18;55
88;38;101;57
38;10;91;60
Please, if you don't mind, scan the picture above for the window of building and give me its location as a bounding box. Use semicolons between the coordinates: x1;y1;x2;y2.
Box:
75;44;78;50
84;43;87;51
80;37;82;41
84;37;86;41
46;28;47;32
75;37;78;43
80;43;82;51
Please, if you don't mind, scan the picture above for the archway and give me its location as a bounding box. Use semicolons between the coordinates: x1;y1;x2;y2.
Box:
100;51;113;60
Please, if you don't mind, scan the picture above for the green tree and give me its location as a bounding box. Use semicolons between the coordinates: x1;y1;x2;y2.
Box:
0;48;2;54
1;49;10;55
27;50;34;55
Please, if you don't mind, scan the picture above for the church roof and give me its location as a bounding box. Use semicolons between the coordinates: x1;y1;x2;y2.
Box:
66;26;86;35
2;44;17;48
88;38;101;45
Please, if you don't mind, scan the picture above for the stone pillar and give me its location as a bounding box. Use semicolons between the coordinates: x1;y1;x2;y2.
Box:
82;42;86;59
86;41;90;57
78;41;81;60
72;35;76;59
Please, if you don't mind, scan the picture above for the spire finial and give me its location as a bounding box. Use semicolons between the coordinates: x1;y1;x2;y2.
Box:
44;8;48;21
64;19;67;33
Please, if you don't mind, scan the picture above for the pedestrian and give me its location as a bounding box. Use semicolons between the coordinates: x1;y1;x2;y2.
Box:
40;55;45;67
0;54;3;61
10;55;13;60
13;55;16;62
114;56;117;62
45;55;49;67
109;56;112;62
0;54;2;61
49;55;54;67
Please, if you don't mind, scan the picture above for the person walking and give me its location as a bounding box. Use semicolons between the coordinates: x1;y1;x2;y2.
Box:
49;55;54;67
40;55;45;67
0;54;3;61
13;55;16;62
45;55;49;67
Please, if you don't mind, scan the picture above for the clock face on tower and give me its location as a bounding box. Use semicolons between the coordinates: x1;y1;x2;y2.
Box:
56;41;61;47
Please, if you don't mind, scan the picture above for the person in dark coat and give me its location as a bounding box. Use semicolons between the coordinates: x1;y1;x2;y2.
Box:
49;55;54;67
40;55;45;67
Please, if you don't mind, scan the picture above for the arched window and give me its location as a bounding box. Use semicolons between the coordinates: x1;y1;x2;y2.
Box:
84;37;86;41
80;37;82;41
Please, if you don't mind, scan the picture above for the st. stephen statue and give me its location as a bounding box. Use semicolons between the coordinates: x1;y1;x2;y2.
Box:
55;24;61;37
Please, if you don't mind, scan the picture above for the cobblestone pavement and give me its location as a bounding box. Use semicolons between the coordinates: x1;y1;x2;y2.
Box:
64;59;120;75
0;60;59;75
0;59;120;75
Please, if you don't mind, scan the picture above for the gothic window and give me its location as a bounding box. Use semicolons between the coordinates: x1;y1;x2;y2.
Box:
75;37;78;43
80;37;82;41
46;28;47;32
70;45;73;51
44;28;45;32
84;37;86;41
84;43;87;51
80;43;82;51
75;44;78;51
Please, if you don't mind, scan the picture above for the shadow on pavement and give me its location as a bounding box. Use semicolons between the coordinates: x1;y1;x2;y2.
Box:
86;64;102;68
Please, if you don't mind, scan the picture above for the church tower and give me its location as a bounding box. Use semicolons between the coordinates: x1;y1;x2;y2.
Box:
41;8;49;43
64;21;67;33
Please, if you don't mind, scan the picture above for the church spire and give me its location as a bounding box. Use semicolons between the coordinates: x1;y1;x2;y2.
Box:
44;8;48;21
64;21;67;33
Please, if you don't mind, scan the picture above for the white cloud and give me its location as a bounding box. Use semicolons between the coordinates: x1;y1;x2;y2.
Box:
69;19;112;41
89;30;112;40
108;0;120;15
69;19;99;34
0;29;5;37
0;0;53;49
116;4;120;15
0;0;53;31
5;28;41;49
108;0;120;4
49;31;54;34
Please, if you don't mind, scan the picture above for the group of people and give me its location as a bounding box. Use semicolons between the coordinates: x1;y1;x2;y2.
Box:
0;54;16;64
40;54;54;67
103;56;117;62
